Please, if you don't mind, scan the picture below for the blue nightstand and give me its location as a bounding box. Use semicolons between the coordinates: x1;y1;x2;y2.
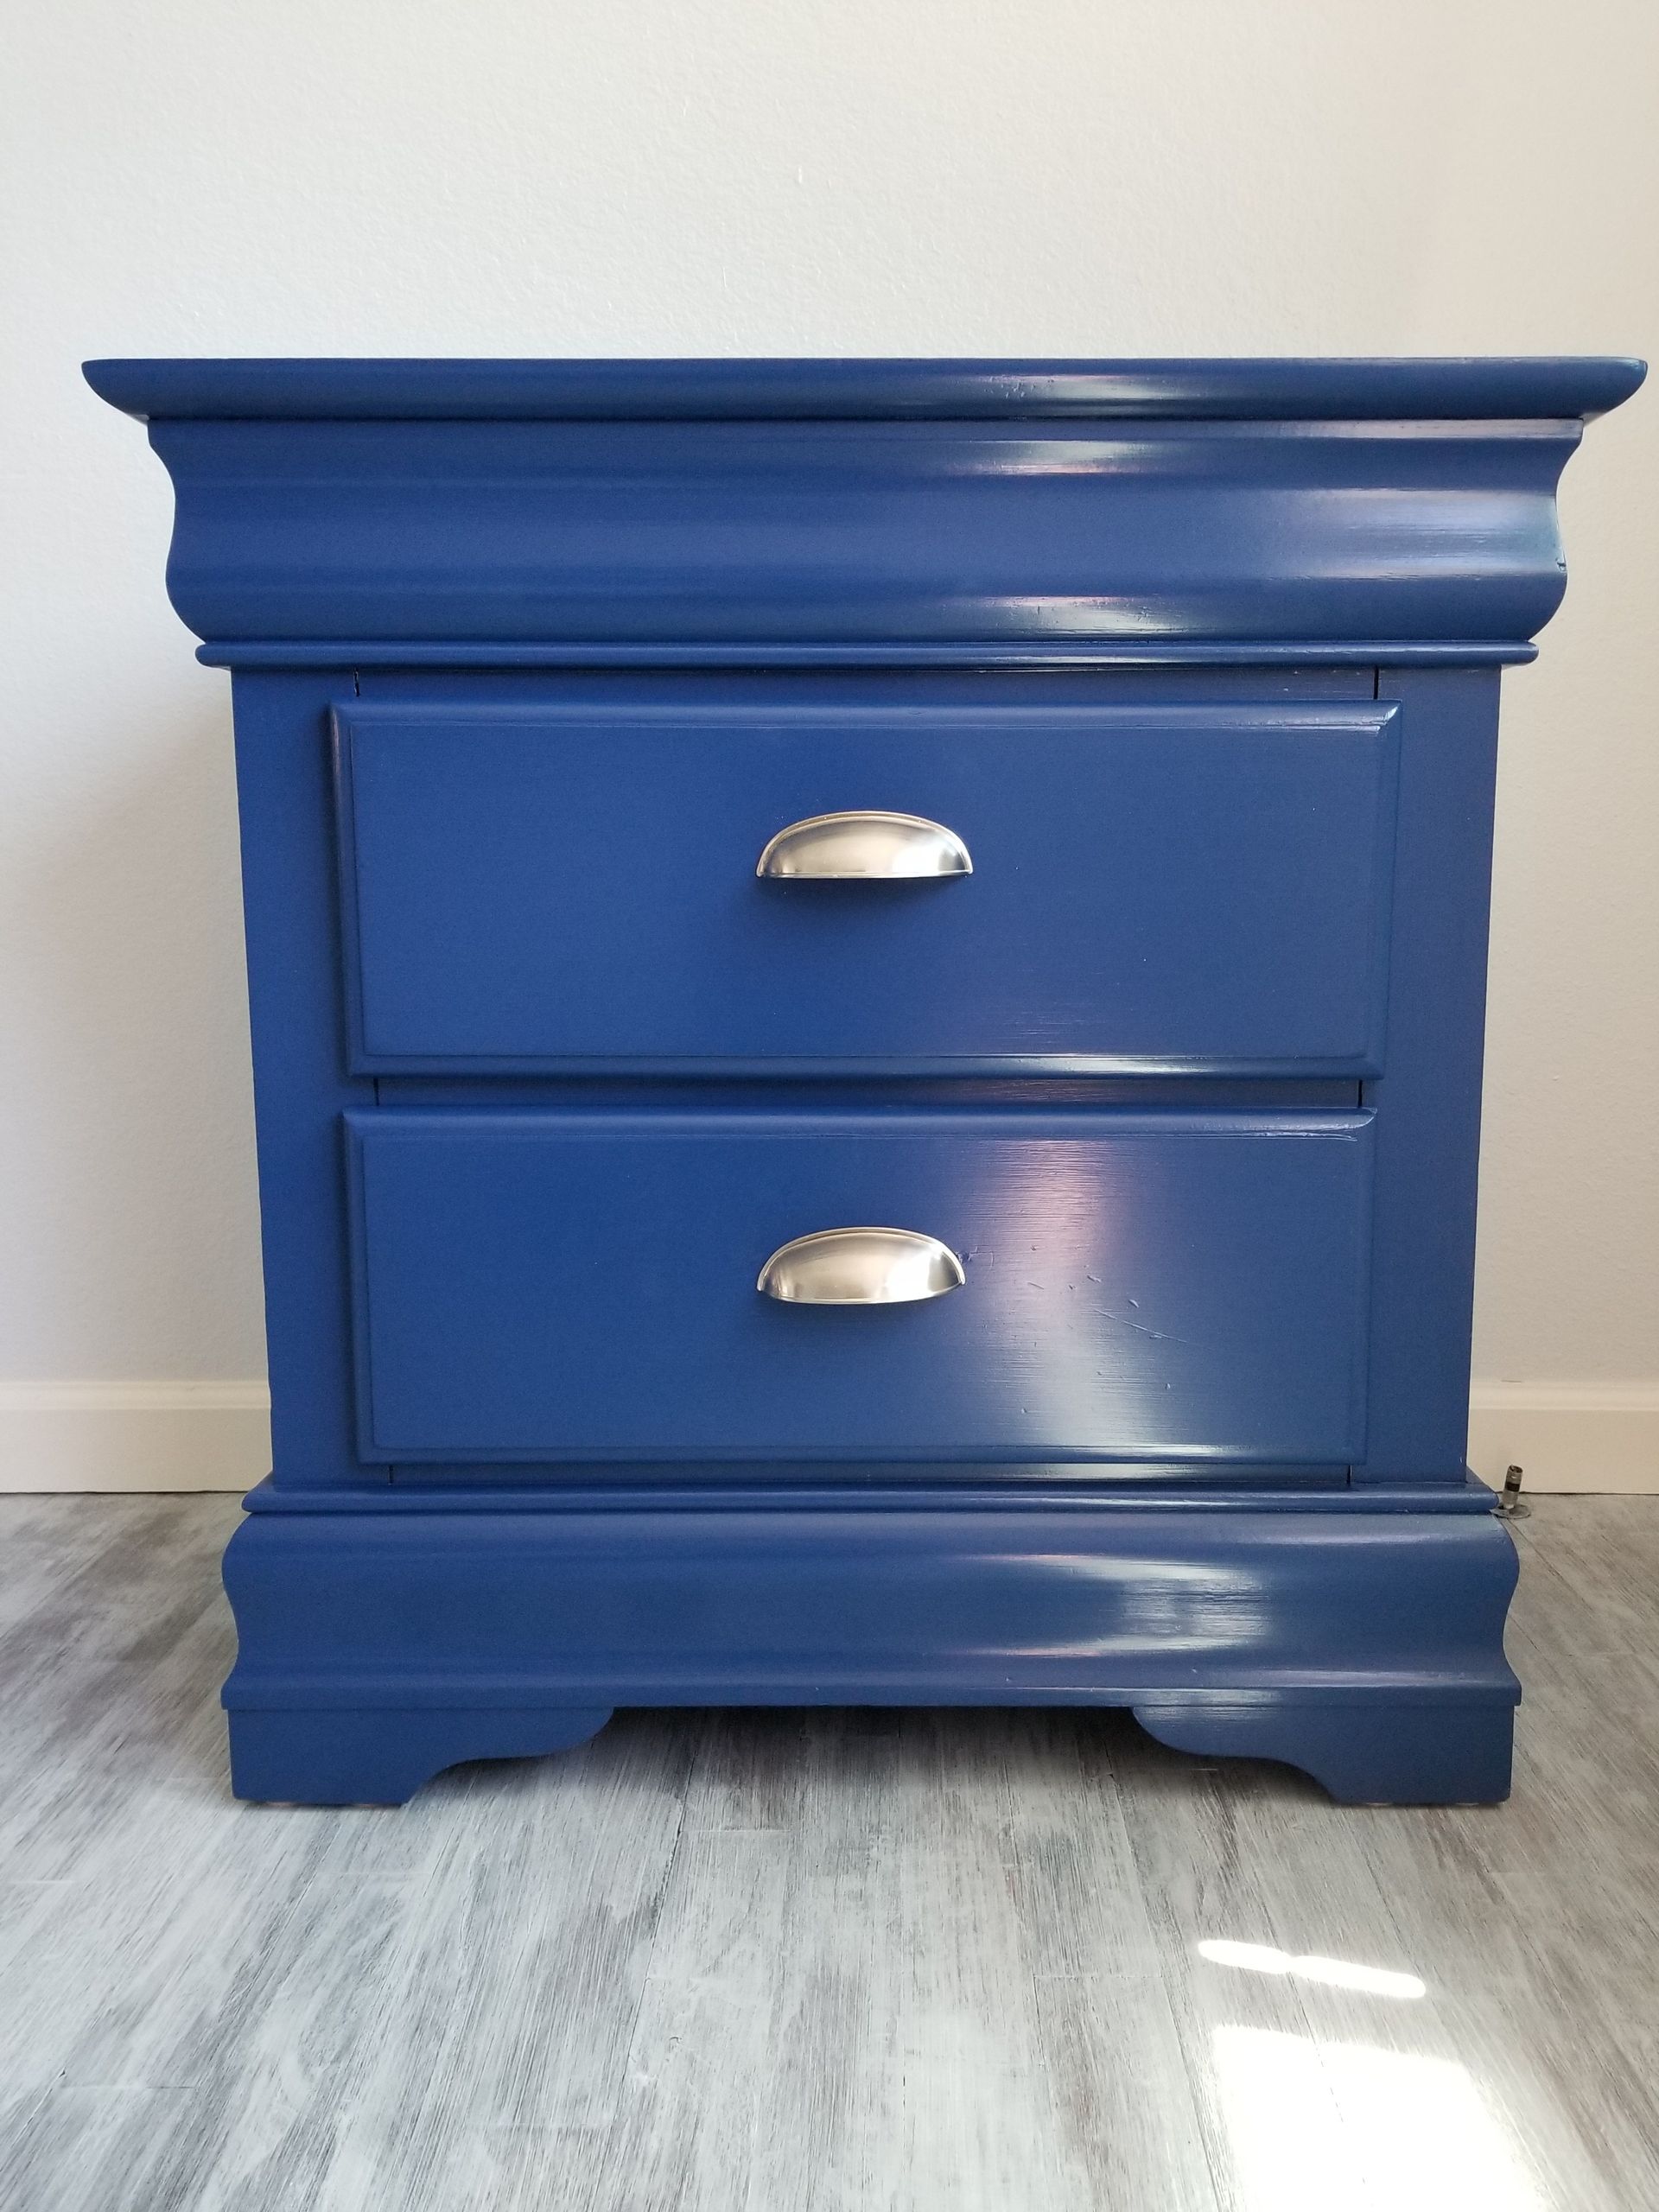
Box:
87;355;1643;1804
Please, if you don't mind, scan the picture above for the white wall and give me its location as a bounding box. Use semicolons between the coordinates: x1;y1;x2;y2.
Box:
3;0;1656;1488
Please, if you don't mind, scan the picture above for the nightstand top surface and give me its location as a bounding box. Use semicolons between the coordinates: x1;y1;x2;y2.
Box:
84;354;1644;424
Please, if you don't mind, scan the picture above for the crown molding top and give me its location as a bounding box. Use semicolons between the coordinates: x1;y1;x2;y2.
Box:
86;357;1644;660
84;354;1645;423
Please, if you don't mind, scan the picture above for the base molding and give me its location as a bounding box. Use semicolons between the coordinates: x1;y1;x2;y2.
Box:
221;1497;1520;1806
1133;1695;1514;1805
229;1706;614;1805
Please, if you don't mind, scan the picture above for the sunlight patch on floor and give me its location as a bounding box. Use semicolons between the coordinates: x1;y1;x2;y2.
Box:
1198;1937;1427;2000
1213;2025;1541;2212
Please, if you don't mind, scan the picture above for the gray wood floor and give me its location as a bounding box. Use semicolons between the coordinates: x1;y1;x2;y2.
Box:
0;1494;1655;2211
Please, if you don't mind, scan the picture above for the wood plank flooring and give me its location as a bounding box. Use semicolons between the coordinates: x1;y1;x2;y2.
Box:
0;1492;1654;2210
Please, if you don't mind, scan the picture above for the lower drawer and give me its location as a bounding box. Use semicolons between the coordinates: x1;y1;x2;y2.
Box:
345;1108;1373;1465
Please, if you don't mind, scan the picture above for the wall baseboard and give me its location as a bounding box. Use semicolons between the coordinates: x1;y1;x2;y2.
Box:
1466;1382;1659;1496
0;1380;1655;1495
0;1382;271;1492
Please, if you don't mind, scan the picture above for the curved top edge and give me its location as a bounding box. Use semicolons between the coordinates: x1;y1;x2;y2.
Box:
82;354;1647;424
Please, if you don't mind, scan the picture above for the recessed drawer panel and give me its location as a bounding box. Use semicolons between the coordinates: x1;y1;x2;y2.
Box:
336;702;1399;1072
346;1109;1374;1464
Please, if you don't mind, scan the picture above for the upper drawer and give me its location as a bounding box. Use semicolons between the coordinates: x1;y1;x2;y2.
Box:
334;700;1399;1074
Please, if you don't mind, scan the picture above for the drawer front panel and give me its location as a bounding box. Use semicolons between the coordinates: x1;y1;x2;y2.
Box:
337;702;1399;1072
346;1109;1374;1464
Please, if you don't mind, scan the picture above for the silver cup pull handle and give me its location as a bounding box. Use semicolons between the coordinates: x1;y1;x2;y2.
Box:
756;810;972;880
757;1227;966;1305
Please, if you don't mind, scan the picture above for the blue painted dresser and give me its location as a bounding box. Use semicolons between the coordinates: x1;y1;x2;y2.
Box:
87;356;1643;1805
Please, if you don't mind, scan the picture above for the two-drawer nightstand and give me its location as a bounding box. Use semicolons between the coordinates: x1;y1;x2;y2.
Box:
89;355;1643;1805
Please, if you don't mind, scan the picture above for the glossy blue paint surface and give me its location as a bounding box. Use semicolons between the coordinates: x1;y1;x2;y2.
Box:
231;672;378;1498
86;356;1643;1804
337;700;1398;1072
1357;669;1503;1480
83;353;1645;421
131;415;1595;656
346;1109;1374;1463
220;1499;1519;1804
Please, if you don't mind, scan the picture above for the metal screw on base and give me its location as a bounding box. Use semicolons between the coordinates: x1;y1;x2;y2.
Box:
1496;1463;1530;1519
